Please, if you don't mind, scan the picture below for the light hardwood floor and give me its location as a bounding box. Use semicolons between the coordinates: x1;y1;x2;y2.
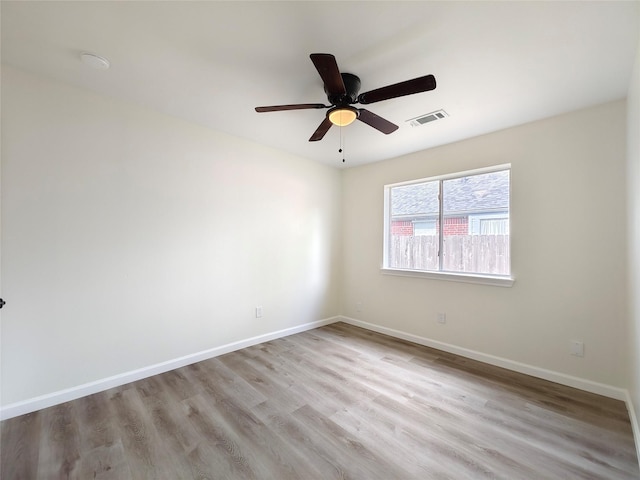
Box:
2;322;638;479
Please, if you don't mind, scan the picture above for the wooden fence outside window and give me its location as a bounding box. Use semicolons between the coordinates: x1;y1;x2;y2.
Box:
390;234;510;275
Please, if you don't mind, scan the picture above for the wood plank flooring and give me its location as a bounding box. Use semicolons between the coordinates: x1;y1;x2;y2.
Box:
2;322;638;479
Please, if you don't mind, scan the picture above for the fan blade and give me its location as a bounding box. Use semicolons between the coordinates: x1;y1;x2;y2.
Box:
309;117;333;142
310;53;346;96
255;103;326;112
357;109;399;134
357;75;436;105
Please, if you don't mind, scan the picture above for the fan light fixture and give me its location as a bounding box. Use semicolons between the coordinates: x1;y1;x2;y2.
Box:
255;53;436;142
328;107;358;126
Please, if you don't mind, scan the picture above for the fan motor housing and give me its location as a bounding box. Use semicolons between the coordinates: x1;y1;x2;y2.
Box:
326;73;361;105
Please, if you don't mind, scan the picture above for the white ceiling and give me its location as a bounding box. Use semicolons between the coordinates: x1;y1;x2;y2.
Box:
2;1;639;168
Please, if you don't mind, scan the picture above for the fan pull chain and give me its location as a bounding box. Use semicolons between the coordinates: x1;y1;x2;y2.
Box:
339;125;345;163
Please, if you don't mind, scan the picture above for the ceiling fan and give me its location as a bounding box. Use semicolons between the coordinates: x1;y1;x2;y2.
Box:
255;53;437;142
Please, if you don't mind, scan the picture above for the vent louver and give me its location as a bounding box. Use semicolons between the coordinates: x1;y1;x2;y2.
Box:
407;109;448;127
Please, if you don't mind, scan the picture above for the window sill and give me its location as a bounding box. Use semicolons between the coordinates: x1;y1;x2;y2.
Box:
380;268;515;287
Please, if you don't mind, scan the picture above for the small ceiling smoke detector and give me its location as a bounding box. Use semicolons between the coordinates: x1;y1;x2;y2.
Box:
80;52;110;70
407;109;448;127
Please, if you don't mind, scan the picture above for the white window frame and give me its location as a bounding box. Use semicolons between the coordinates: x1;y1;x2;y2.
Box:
382;164;514;287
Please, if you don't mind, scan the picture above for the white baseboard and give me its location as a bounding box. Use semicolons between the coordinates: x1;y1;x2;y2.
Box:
624;390;640;465
338;316;628;401
3;315;634;428
0;317;339;421
343;315;639;458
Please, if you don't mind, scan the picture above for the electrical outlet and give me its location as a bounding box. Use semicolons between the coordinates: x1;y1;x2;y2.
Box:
437;312;447;324
255;306;263;318
570;340;584;357
356;302;362;312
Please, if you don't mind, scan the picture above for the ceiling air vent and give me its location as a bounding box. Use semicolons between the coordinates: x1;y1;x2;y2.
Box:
407;109;448;127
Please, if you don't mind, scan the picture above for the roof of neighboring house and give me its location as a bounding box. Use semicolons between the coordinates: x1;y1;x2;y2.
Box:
391;170;509;217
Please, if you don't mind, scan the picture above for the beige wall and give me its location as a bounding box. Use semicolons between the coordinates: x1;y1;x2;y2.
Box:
342;101;628;388
1;62;634;419
1;67;342;406
627;35;640;443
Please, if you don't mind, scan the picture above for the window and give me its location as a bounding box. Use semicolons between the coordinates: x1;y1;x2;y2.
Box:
383;165;511;284
468;213;510;235
413;219;437;236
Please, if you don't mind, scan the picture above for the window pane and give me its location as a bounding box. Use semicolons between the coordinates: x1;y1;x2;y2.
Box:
442;170;510;275
389;181;440;270
413;219;437;236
